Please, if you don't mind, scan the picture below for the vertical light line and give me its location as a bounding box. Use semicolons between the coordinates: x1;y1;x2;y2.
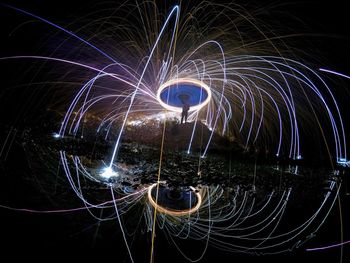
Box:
150;111;167;263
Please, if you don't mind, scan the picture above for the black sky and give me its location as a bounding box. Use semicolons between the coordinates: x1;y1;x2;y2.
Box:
0;0;349;262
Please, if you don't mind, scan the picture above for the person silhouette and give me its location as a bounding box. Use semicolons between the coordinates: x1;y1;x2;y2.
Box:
181;100;190;124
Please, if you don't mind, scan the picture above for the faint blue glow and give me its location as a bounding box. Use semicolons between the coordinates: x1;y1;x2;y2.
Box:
337;158;350;167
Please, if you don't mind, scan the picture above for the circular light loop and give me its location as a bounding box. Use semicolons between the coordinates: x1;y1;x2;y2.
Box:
157;78;212;113
148;183;202;216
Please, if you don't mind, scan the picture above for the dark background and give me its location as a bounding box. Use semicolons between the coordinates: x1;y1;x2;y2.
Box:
0;0;349;262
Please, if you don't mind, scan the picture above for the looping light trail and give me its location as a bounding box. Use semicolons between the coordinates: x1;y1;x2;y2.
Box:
1;1;349;261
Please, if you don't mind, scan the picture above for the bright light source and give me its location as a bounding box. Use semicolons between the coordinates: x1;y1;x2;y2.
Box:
52;132;60;138
100;167;118;178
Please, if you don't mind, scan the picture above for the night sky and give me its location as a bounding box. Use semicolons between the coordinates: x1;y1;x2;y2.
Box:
0;0;349;262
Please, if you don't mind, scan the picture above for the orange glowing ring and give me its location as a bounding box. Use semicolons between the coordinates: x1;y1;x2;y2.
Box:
156;78;212;113
147;183;202;216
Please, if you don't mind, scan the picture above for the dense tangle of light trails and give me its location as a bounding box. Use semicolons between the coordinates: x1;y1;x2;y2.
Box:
0;1;349;262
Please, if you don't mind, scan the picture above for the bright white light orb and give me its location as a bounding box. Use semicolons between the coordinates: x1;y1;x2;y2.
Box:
100;167;118;178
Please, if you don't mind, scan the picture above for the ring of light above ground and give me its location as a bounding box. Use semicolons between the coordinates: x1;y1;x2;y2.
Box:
157;78;211;113
148;183;202;216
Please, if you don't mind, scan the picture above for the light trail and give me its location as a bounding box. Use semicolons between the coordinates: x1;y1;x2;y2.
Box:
1;1;349;261
306;240;350;251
